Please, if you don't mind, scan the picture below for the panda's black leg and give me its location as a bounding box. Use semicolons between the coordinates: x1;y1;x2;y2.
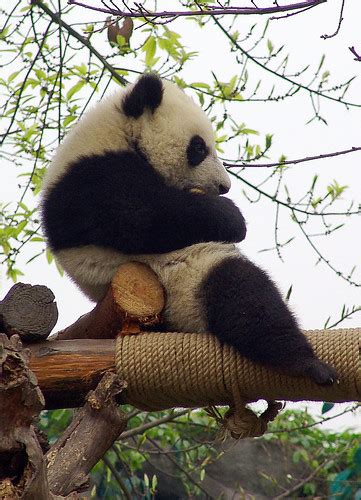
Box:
199;256;338;385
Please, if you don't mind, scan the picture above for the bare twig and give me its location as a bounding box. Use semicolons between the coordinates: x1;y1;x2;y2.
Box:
269;404;360;434
146;437;214;499
214;17;361;108
273;454;341;498
225;145;361;169
67;0;327;20
349;46;361;62
119;409;190;441
321;0;345;39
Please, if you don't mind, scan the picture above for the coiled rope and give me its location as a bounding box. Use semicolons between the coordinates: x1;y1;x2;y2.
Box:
115;328;361;439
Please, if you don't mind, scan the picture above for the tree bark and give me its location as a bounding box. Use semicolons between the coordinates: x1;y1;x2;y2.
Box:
46;372;127;497
29;339;115;409
0;334;51;499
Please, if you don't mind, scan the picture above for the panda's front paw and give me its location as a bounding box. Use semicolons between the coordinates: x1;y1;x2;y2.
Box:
219;198;247;242
300;358;339;386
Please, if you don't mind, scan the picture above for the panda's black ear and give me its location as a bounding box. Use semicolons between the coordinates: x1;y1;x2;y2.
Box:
122;73;163;118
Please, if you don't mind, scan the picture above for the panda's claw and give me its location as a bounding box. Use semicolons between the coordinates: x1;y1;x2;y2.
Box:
303;358;339;386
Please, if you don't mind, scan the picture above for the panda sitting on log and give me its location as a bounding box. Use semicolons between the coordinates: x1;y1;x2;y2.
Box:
41;73;337;385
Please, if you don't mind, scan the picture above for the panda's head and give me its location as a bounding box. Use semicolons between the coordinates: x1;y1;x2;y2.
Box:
122;73;231;196
44;73;231;196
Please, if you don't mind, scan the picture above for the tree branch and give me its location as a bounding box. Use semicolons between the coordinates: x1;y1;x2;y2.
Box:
224;145;361;169
349;46;361;62
0;334;50;499
31;0;128;86
213;17;361;108
46;372;127;497
119;410;190;441
67;0;327;20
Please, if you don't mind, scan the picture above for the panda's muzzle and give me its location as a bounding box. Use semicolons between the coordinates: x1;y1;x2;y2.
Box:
187;184;229;196
188;187;206;195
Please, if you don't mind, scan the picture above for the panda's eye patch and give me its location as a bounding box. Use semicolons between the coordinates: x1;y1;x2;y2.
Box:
187;135;209;167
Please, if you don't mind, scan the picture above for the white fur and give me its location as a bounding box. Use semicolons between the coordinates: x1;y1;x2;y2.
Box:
43;79;230;195
42;76;237;331
57;242;239;331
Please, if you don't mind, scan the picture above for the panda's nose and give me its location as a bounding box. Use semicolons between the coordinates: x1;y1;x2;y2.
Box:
218;183;230;195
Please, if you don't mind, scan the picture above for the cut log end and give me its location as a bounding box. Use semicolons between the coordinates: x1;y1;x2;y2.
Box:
57;261;166;341
112;262;165;322
0;283;58;341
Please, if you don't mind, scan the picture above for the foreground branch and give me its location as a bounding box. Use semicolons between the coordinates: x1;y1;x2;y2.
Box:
0;335;50;499
46;372;127;497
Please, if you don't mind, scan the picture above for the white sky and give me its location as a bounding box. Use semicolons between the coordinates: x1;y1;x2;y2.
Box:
0;0;360;431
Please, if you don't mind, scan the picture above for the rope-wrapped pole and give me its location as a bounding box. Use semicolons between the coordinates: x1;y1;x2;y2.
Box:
115;328;361;408
115;328;360;438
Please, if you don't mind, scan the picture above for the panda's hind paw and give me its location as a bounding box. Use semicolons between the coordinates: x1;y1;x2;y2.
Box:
304;358;339;386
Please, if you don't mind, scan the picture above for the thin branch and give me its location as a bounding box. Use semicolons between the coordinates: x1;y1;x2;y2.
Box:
119;409;190;441
321;0;345;39
293;210;361;287
102;455;132;500
325;305;361;330
146;437;214;499
225;145;361;169
274;452;344;499
213;17;361;108
229;171;360;217
67;0;327;19
349;46;361;62
31;0;127;86
269;404;360;434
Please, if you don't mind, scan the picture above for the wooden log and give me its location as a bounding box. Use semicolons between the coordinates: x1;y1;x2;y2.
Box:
0;334;51;499
46;373;127;497
29;339;115;409
57;262;165;340
0;283;58;341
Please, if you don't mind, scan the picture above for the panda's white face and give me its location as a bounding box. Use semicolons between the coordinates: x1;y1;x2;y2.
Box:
42;74;231;196
130;79;231;196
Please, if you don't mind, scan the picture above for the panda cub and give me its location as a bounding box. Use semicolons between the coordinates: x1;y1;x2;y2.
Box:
41;73;337;385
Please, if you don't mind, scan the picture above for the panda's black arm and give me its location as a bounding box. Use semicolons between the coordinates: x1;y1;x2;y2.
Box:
42;152;247;254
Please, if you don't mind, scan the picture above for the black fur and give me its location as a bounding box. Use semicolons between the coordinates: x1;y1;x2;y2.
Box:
42;151;247;254
199;256;338;385
187;135;209;167
122;73;163;118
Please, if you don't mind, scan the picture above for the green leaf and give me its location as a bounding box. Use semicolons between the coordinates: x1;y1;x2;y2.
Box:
8;71;19;83
143;36;157;67
321;402;335;414
35;69;46;80
63;115;77;127
267;39;274;54
66;80;85;100
151;474;158;490
7;267;24;282
191;82;210;89
46;248;54;264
